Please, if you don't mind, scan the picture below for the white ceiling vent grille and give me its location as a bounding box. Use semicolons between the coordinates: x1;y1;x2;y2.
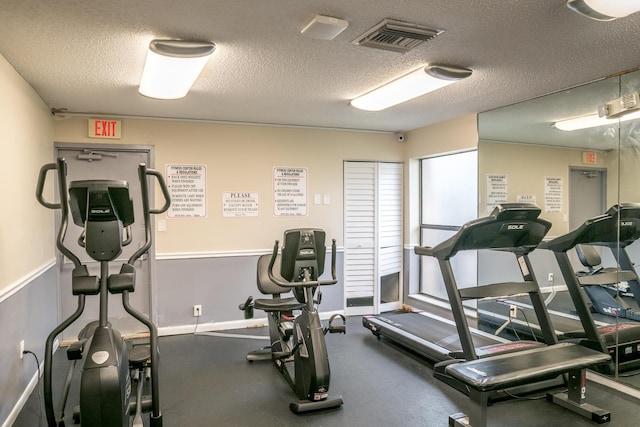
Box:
353;19;444;53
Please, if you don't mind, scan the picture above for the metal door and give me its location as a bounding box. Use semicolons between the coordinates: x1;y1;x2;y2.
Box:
569;168;606;230
55;143;155;339
569;167;607;266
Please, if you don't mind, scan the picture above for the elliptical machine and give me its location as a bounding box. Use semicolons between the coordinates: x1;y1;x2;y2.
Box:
240;228;346;413
36;158;170;427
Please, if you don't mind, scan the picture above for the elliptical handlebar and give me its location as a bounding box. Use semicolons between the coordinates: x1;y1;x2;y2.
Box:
127;163;171;265
267;238;338;288
36;158;82;268
36;159;171;268
36;162;62;209
37;158;170;427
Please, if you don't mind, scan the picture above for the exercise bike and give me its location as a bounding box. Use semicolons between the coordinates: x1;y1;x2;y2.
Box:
36;158;170;427
239;228;346;413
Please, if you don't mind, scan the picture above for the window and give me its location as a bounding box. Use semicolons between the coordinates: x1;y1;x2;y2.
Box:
419;150;478;299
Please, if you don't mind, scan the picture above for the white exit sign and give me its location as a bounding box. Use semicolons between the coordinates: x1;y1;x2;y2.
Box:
88;119;121;139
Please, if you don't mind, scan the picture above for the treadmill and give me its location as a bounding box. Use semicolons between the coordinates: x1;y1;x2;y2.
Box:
575;243;640;321
539;203;640;372
363;203;564;388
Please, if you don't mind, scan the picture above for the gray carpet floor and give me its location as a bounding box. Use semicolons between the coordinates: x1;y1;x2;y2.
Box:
14;316;640;426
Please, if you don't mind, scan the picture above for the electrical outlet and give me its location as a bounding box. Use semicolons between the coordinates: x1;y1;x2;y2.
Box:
193;305;202;317
548;273;554;282
19;340;25;359
509;305;517;318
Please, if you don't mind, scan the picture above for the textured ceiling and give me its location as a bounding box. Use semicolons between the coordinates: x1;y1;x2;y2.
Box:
0;0;639;132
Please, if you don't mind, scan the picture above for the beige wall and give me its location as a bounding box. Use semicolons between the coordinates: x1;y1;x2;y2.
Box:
0;54;55;294
404;114;479;244
54;118;403;253
619;143;640;203
405;114;478;159
479;140;614;236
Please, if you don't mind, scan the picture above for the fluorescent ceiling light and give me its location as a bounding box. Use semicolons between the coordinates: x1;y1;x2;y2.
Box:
139;40;215;100
350;64;472;111
553;110;640;131
566;0;640;21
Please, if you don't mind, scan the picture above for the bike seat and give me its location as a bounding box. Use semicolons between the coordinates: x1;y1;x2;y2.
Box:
254;296;305;312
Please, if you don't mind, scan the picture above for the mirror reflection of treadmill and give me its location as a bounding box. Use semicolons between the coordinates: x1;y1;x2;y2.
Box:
363;203;563;391
539;203;640;372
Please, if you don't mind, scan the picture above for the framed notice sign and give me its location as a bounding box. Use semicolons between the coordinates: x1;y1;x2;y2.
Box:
273;167;307;216
166;165;207;218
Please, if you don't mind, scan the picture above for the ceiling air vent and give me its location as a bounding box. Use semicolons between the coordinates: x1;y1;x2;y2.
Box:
353;19;444;53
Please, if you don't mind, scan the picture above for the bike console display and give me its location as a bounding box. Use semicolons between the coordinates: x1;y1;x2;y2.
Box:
280;229;326;282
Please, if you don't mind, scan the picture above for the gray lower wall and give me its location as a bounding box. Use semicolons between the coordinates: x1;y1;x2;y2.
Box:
156;251;345;330
1;251;346;424
0;263;57;425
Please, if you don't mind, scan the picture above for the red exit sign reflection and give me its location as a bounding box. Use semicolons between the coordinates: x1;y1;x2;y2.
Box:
582;151;597;164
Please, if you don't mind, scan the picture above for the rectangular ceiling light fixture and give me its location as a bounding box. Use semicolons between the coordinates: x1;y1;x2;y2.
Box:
350;64;472;111
139;40;216;100
554;93;640;130
553;110;640;131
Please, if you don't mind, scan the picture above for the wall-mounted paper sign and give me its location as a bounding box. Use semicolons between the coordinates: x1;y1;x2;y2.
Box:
273;167;307;216
544;176;563;213
223;192;259;217
517;194;537;205
486;174;507;213
166;164;207;218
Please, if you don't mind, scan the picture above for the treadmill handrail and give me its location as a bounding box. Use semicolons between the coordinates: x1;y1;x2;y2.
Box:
415;203;551;260
539;214;614;252
414;246;434;256
577;270;637;286
458;281;539;300
540;203;640;253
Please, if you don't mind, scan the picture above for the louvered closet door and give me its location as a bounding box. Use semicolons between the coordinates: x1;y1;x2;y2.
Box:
344;162;376;315
377;162;403;313
344;161;403;315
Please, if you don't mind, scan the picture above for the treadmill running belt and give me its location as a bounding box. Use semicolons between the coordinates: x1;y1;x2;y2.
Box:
374;311;500;353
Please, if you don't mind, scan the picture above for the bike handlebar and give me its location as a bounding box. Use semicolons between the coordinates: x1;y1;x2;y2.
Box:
267;238;338;288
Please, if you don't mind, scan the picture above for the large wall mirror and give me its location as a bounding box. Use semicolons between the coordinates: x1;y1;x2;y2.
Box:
477;68;640;388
